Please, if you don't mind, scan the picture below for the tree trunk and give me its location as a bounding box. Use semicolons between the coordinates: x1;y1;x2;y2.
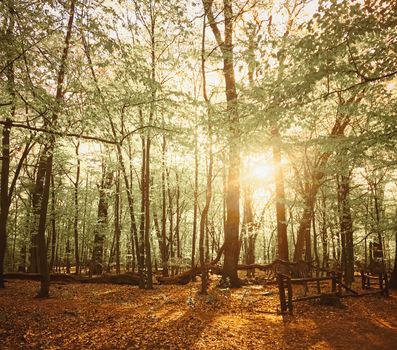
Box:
49;175;57;272
292;95;360;261
242;185;255;277
312;210;320;268
34;0;76;297
0;120;11;288
139;130;146;284
272;134;289;261
115;170;121;274
0;0;15;288
389;223;397;288
175;171;181;267
144;137;153;288
166;167;174;275
203;0;241;288
320;193;329;270
35;151;53;297
90;168;113;276
199;14;213;293
191;117;199;281
73;142;80;274
80;173;89;274
161;134;169;277
338;174;354;286
293;185;317;262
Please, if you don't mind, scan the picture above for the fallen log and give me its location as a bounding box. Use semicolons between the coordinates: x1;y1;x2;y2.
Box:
4;272;79;283
79;273;141;285
157;244;226;285
157;259;317;285
3;272;141;285
157;268;199;285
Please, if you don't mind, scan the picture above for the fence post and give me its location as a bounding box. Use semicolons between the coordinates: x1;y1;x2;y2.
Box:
287;276;293;314
277;273;287;314
384;273;390;297
379;272;384;291
361;270;365;289
337;272;342;297
331;272;336;293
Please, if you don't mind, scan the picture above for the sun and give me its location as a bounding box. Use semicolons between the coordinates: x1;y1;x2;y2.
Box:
242;154;275;183
251;163;274;181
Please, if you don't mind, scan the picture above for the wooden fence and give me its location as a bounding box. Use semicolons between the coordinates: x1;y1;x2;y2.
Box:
277;272;342;314
278;269;389;314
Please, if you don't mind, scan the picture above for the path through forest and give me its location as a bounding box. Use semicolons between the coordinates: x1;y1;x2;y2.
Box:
1;280;397;349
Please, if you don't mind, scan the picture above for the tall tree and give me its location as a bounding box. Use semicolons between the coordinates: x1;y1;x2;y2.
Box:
0;0;14;288
31;0;76;297
203;0;241;287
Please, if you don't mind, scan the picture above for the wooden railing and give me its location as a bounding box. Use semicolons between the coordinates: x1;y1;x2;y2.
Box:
360;270;389;297
278;269;390;314
277;272;342;314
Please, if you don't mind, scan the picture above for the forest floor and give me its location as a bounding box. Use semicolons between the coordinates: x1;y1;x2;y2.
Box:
1;278;397;350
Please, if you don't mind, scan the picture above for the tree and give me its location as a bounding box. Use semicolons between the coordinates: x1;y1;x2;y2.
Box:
203;0;241;287
31;0;76;297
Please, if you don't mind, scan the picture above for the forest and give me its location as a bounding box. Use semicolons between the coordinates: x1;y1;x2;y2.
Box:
1;0;397;349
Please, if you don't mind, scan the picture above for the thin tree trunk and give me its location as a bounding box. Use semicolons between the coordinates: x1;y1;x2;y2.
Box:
80;172;89;274
175;171;181;266
0;120;11;288
320;193;329;270
243;185;255;277
144;136;153;288
312;209;320;268
199;14;214;294
73;142;80;274
139;128;146;283
161;134;169;277
11;197;18;271
273;136;289;261
389;212;397;288
338;173;354;286
191;116;199;281
36;151;54;297
115;170;121;274
166;168;174;275
49;175;57;272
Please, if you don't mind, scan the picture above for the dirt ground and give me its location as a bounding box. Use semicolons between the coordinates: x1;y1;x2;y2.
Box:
0;279;397;349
